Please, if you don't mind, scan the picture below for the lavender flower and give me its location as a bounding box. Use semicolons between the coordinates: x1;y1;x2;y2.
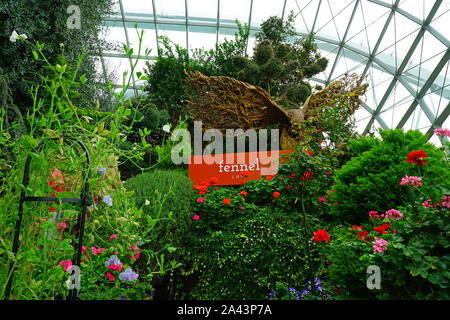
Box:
121;295;126;300
103;195;113;207
105;255;121;268
119;268;139;282
97;167;107;176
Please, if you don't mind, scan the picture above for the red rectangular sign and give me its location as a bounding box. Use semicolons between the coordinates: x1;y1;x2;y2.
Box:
189;150;292;186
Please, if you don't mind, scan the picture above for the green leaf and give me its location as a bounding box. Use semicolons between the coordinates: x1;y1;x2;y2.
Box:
32;51;39;60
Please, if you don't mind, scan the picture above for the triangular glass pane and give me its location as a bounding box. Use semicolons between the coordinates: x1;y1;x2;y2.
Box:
313;1;341;41
354;112;372;134
284;0;313;33
426;60;450;101
408;31;446;70
375;11;421;59
430;2;450;40
326;0;356;41
292;0;322;33
346;0;390;53
398;0;432;21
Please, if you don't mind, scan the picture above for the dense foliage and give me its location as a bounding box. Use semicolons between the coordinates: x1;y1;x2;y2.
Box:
0;0;117;119
237;11;328;109
330;129;448;223
123;169;195;277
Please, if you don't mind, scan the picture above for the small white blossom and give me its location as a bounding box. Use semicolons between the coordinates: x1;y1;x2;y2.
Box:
162;124;171;133
9;30;28;43
144;199;150;206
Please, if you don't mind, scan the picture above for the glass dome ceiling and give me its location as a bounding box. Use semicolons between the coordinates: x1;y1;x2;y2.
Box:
98;0;450;146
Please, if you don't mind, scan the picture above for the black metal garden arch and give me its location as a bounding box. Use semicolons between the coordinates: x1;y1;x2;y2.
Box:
5;136;91;300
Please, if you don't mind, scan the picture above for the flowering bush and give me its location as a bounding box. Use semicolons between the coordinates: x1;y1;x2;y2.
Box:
331;129;448;223
325;146;449;299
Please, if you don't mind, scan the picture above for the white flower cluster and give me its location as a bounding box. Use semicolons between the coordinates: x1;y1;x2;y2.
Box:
9;30;28;43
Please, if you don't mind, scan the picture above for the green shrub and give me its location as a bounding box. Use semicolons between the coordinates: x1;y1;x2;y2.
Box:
331;129;446;223
123;169;195;272
325;142;450;300
190;208;314;300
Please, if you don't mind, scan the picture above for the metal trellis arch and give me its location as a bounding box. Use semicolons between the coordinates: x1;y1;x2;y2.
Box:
5;137;91;300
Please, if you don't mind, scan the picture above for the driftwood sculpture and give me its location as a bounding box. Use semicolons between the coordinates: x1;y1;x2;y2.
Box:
184;70;368;149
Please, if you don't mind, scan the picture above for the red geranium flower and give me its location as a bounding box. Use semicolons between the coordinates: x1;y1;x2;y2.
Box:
209;177;219;185
273;191;280;198
406;150;428;167
373;223;393;235
240;191;247;197
305;151;313;157
223;198;231;205
313;229;329;243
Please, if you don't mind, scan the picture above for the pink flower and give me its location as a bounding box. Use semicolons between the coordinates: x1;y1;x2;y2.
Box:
57;222;67;231
59;260;72;272
92;246;105;255
193;215;200;221
106;272;115;282
384;209;403;220
372;237;388;253
441;195;450;208
422;199;433;207
399;175;423;187
108;264;122;272
433;128;450;137
239;206;244;210
109;234;117;241
128;243;141;261
369;211;384;220
318;197;327;203
197;198;205;204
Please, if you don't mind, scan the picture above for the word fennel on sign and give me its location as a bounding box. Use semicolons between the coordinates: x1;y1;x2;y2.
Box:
189;150;291;186
218;158;260;173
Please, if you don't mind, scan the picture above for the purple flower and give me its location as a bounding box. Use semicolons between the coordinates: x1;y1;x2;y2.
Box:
119;268;139;282
97;167;107;176
105;255;121;268
121;295;126;300
103;195;113;207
